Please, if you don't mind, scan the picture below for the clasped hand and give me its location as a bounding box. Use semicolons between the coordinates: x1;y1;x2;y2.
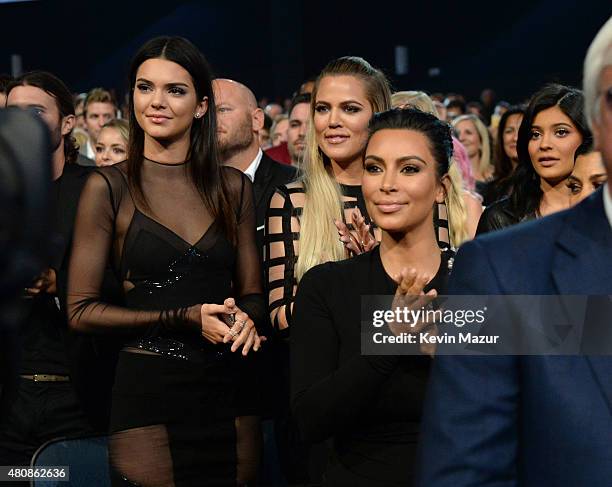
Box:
25;268;57;296
200;298;266;355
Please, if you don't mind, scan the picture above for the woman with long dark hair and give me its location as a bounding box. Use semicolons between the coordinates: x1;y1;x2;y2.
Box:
483;105;525;204
477;84;591;234
291;108;455;485
67;37;265;486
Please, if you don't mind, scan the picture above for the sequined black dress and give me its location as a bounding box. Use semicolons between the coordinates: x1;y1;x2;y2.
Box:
67;159;265;486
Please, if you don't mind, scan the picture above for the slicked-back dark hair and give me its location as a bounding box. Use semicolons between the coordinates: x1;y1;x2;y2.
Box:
7;71;78;164
511;84;591;217
367;107;453;178
126;36;236;242
289;92;311;116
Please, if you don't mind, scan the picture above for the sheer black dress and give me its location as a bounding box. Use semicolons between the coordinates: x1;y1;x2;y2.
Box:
291;246;452;486
67;159;265;486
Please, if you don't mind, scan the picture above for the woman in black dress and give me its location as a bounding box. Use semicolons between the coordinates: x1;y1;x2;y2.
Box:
477;84;591;234
291;108;455;486
67;37;265;486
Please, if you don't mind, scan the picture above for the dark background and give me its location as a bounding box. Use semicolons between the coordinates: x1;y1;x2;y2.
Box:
0;0;610;104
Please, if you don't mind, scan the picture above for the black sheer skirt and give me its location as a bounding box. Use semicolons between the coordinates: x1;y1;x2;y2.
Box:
110;350;260;487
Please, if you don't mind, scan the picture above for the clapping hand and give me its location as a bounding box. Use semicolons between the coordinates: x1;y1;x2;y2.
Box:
335;207;377;256
390;268;438;356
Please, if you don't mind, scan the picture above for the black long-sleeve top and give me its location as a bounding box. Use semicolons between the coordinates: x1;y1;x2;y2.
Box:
291;246;451;486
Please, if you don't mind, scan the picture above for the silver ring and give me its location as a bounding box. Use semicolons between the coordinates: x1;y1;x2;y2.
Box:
237;319;247;330
229;329;238;338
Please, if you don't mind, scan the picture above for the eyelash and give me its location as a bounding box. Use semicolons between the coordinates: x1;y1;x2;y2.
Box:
364;164;419;174
530;128;571;139
136;84;186;95
96;147;126;154
314;105;361;113
566;180;581;194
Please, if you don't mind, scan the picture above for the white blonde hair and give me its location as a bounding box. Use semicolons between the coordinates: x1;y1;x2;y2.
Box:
583;16;612;128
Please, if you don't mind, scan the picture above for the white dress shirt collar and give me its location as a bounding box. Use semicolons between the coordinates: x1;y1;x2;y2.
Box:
244;149;263;183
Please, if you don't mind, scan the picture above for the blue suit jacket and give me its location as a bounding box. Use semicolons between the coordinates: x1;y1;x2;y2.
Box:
417;188;612;487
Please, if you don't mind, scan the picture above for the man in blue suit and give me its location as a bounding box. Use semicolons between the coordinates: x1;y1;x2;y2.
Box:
417;17;612;486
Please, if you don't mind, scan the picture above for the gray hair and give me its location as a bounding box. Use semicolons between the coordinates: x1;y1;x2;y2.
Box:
583;16;612;128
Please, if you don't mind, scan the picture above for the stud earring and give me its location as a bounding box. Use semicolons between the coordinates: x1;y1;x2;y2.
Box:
195;113;202;119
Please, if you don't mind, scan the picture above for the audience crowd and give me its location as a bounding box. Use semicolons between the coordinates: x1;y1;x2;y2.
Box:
0;16;611;487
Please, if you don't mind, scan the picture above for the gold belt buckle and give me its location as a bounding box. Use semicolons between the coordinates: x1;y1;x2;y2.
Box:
32;374;69;382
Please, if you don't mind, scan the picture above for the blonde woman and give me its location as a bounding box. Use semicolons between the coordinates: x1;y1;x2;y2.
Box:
264;56;391;332
452;114;493;194
94;118;129;167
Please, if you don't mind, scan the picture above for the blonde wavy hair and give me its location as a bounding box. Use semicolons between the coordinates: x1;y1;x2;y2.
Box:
451;114;492;179
101;118;129;144
390;91;469;248
391;91;440;117
296;56;391;281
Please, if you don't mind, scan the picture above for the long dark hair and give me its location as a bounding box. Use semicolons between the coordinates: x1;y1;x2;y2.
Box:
7;71;79;164
493;105;526;180
510;84;591;218
487;105;526;202
126;36;236;241
367;107;453;177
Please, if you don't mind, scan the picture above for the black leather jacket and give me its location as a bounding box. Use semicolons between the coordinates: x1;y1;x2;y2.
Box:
476;197;535;235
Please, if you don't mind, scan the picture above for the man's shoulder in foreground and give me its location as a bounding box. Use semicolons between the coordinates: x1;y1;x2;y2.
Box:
452;189;609;294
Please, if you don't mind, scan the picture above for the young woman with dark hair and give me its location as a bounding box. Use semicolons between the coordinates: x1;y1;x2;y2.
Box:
483;104;525;204
477;84;592;234
67;36;265;486
567;142;607;204
291;107;455;486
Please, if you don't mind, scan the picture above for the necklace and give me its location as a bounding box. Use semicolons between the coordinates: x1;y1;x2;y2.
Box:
144;157;189;166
